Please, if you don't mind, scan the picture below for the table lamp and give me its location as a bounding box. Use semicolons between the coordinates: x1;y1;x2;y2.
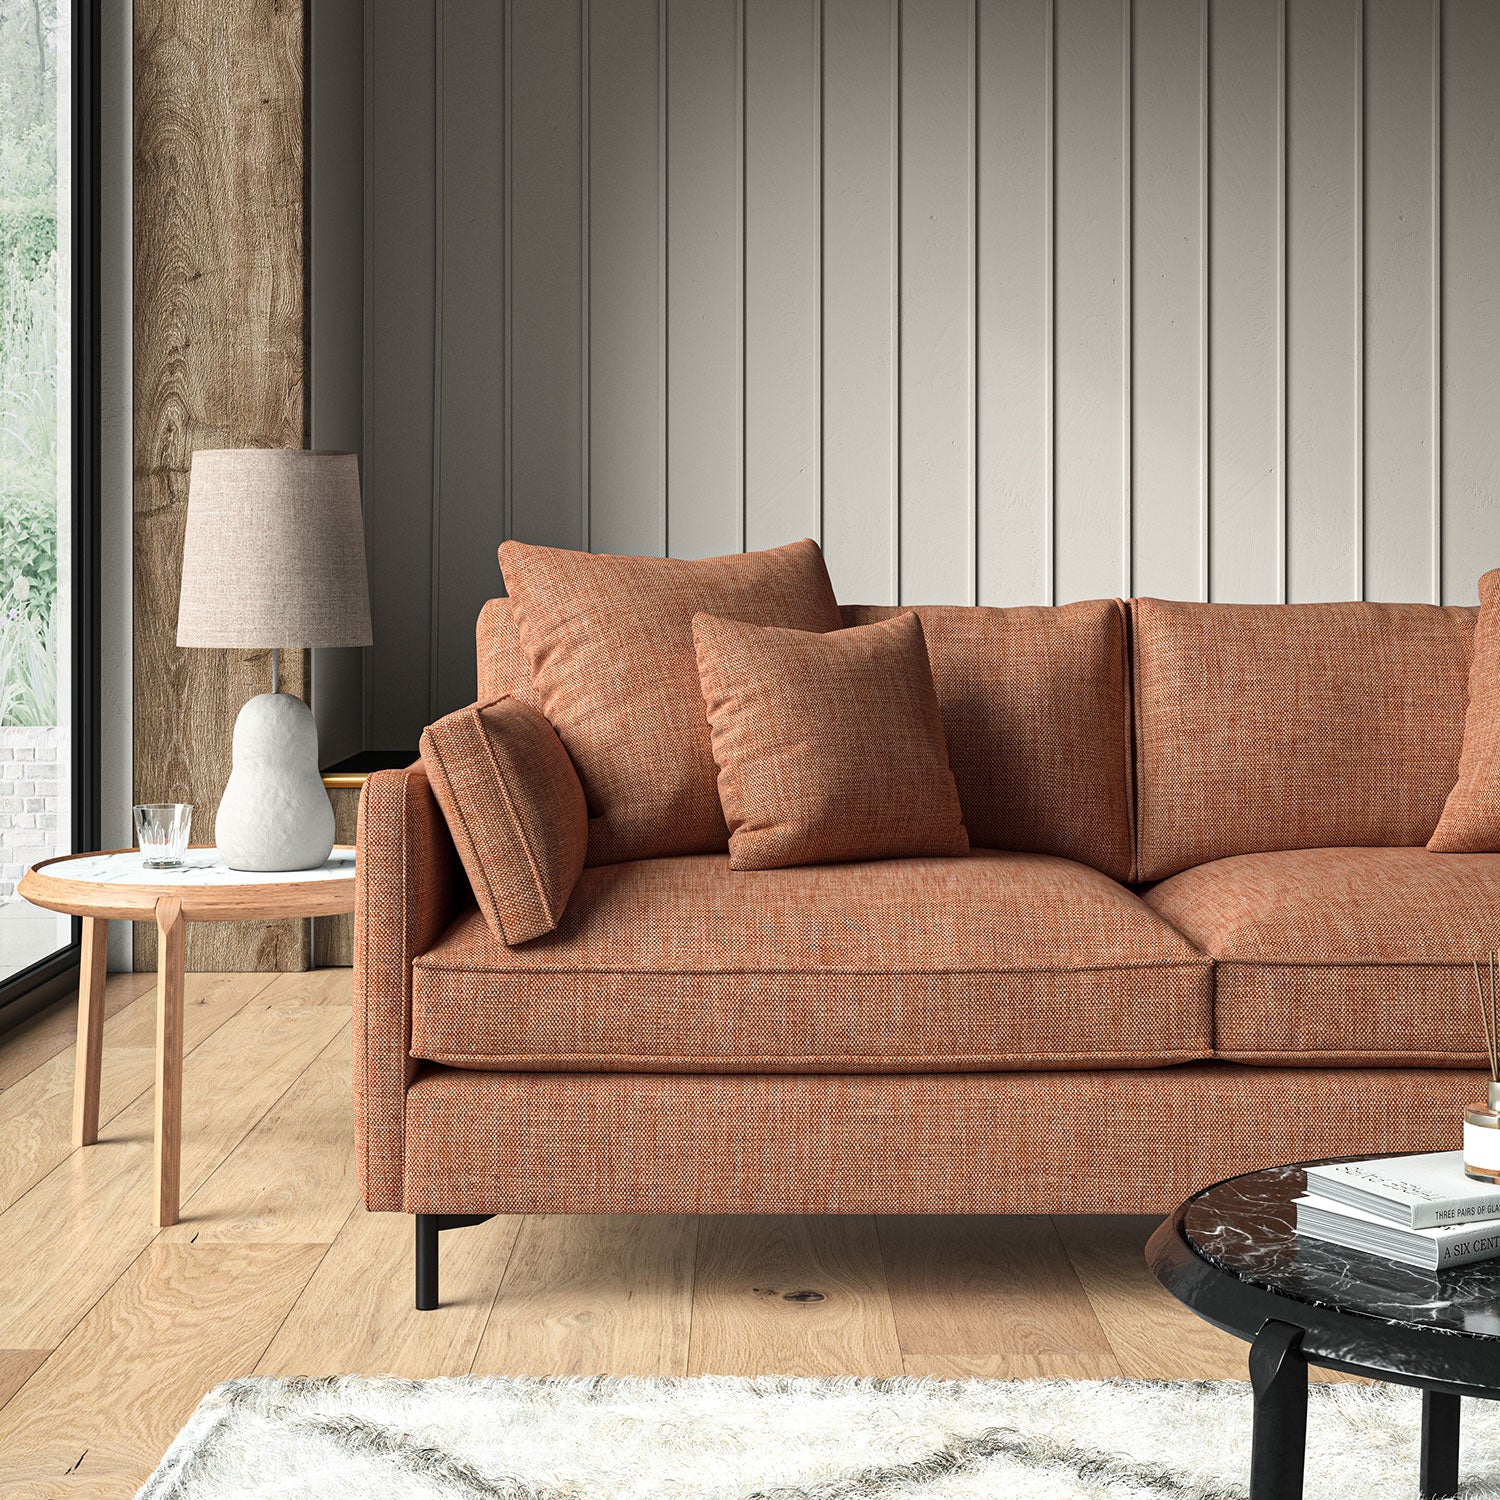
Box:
176;449;373;871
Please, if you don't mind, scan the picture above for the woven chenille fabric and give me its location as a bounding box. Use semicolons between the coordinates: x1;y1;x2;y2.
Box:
692;610;968;870
1132;598;1477;881
835;601;1134;880
408;850;1211;1073
1431;568;1500;852
398;1063;1479;1215
354;765;464;1213
497;538;843;866
477;598;540;705
1146;846;1500;1066
420;696;587;945
482;597;1138;882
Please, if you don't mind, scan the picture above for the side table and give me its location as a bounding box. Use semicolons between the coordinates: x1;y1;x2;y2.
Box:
17;846;356;1227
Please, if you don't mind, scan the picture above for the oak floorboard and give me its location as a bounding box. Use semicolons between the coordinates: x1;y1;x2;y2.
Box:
1053;1214;1246;1380
0;1001;347;1350
476;1214;697;1378
0;972;278;1212
0;1243;324;1496
1051;1214;1362;1385
257;1206;522;1378
0;975;153;1094
157;1019;356;1246
0;1349;47;1409
690;1215;903;1377
879;1215;1123;1380
258;968;354;1008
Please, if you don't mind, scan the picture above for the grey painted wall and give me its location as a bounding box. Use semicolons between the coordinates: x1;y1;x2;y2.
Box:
358;0;1500;749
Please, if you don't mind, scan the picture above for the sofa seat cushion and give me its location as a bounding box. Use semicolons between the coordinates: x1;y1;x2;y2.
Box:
410;851;1212;1074
1145;847;1500;1066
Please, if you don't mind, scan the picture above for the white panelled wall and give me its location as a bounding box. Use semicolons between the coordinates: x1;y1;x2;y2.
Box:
361;0;1500;748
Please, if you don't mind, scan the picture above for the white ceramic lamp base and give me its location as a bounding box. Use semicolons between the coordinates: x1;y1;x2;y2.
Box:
215;693;336;872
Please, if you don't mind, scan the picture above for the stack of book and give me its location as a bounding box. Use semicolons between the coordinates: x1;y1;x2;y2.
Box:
1296;1151;1500;1270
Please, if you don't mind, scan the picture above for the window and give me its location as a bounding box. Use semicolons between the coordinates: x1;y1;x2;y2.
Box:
0;0;97;1017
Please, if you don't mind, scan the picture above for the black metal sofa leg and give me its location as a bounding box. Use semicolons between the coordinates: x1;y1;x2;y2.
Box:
415;1213;494;1310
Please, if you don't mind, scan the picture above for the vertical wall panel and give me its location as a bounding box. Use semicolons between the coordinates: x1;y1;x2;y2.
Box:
1363;0;1436;603
589;0;664;556
666;0;742;559
365;0;437;744
509;0;586;557
1442;0;1500;605
1054;0;1126;603
436;3;506;716
744;0;821;551
900;0;975;604
357;0;1500;746
1285;0;1360;602
1131;0;1204;602
976;0;1050;606
1208;0;1282;603
822;0;898;603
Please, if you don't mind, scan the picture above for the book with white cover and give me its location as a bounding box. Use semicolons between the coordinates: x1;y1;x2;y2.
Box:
1295;1193;1500;1270
1304;1151;1500;1229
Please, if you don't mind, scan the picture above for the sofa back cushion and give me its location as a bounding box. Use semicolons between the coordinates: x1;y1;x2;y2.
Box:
480;595;1137;882
479;597;538;705
497;538;843;866
1430;568;1500;852
839;602;1135;881
1132;599;1477;881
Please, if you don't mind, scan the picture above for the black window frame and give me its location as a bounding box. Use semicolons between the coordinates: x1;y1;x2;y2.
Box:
0;0;102;1029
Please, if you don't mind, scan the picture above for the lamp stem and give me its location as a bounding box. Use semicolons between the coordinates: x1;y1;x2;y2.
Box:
271;646;280;696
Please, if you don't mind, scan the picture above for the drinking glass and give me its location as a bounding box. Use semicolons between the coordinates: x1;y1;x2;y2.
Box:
134;803;193;870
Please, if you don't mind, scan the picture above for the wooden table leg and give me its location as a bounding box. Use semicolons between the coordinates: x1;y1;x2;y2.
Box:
153;895;185;1229
71;916;109;1148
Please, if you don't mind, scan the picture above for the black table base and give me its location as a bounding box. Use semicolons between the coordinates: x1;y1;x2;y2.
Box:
1421;1389;1462;1500
1248;1321;1308;1500
1148;1161;1500;1500
1247;1321;1463;1500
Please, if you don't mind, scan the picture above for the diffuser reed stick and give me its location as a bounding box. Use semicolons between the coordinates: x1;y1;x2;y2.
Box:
1477;955;1499;1084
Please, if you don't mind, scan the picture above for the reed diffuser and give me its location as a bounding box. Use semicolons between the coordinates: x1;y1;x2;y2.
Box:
1463;951;1500;1182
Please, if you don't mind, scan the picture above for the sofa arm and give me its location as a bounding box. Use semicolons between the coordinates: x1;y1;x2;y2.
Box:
354;763;464;1212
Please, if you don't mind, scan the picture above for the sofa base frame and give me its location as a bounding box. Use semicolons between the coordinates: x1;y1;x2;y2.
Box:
415;1212;494;1310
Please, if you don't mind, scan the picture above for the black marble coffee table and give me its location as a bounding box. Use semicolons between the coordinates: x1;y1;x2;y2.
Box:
1146;1161;1500;1499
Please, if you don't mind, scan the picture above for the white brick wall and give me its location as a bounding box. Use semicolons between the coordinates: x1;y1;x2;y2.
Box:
0;726;69;903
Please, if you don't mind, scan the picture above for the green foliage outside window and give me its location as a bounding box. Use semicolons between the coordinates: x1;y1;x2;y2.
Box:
0;1;60;722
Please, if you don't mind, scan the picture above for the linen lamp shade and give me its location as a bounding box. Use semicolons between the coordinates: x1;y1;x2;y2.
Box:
176;449;373;649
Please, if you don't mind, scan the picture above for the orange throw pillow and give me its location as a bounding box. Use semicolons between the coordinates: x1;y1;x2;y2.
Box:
1431;568;1500;852
420;696;587;944
498;538;843;865
693;609;969;870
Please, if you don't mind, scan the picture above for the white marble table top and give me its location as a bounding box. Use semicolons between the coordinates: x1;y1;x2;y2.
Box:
42;848;356;888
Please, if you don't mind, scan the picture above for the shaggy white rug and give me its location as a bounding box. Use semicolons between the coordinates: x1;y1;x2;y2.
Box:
138;1374;1500;1499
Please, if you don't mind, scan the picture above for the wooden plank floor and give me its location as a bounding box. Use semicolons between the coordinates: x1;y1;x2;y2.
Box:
0;969;1287;1496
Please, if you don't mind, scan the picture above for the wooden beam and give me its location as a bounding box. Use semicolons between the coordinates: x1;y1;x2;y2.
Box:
132;0;310;972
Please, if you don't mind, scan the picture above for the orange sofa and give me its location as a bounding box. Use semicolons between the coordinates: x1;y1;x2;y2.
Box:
356;595;1493;1306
